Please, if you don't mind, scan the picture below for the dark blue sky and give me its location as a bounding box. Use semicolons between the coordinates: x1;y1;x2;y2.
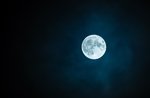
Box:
5;0;150;98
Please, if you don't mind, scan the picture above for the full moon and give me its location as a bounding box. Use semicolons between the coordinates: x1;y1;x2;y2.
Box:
81;34;106;60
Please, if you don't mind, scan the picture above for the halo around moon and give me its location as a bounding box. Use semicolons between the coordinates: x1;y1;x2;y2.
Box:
81;34;106;60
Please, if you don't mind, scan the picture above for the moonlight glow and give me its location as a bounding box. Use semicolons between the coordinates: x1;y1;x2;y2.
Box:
81;34;106;60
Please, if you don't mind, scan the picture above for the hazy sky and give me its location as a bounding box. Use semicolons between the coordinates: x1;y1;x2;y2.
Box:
5;0;150;98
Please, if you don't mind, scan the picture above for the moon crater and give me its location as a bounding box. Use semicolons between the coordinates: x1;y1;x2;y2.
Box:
81;34;106;60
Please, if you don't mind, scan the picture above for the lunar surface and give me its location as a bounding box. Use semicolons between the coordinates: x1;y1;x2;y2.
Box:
81;34;106;60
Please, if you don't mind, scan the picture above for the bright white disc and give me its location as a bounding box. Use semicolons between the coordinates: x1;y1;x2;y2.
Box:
81;34;106;60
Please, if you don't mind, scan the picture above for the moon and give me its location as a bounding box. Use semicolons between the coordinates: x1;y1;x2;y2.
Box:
81;34;106;60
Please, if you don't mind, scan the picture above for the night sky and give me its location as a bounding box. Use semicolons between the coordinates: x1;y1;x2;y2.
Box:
5;0;150;98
